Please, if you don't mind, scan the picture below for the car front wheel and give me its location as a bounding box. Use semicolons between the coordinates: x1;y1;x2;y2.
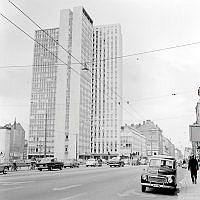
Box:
141;185;146;192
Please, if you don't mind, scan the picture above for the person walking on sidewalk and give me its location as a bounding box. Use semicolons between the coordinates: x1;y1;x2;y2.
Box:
188;155;199;184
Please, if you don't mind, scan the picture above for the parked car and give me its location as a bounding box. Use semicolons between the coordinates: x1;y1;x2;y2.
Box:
97;159;103;167
86;159;98;167
36;158;64;171
123;159;130;165
64;159;80;168
108;157;125;167
139;158;148;165
0;163;8;174
131;158;140;166
182;163;187;169
101;159;107;164
141;155;177;193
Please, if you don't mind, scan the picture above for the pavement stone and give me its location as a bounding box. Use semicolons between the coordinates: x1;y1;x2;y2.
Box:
178;170;200;200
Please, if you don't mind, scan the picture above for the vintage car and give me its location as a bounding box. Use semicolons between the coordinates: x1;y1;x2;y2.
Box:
86;158;98;167
131;158;140;166
141;155;177;192
36;158;64;171
64;159;80;168
108;157;125;167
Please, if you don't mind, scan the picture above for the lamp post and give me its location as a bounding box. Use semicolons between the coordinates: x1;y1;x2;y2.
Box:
75;133;78;161
44;111;47;158
150;135;153;156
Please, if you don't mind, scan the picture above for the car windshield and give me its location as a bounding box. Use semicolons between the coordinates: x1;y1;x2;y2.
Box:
149;159;174;169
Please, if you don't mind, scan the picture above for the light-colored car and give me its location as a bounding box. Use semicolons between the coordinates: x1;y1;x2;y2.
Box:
182;163;187;169
86;159;98;167
64;159;80;168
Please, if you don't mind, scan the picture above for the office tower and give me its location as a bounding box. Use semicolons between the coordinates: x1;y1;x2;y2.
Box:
91;24;123;158
28;7;93;160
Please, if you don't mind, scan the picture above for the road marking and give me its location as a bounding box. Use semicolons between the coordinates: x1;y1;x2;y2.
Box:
0;181;35;185
0;186;24;192
53;184;81;191
59;192;87;200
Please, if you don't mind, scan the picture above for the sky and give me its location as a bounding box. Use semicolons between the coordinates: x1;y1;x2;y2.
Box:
1;0;200;152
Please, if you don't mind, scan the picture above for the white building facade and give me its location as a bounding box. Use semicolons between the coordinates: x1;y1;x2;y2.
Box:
29;7;93;160
0;125;11;162
120;125;146;157
91;24;123;158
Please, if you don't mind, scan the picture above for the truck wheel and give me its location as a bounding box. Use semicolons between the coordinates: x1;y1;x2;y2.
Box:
3;168;7;174
39;168;42;171
141;185;146;192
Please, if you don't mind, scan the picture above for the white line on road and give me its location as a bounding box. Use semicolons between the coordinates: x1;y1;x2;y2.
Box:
0;180;35;185
0;186;24;192
53;184;81;191
59;192;87;200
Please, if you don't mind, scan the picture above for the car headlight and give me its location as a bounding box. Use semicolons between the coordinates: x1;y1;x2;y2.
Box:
141;174;148;181
167;176;174;183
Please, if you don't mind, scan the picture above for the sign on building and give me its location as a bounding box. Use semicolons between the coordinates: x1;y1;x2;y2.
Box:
189;125;200;142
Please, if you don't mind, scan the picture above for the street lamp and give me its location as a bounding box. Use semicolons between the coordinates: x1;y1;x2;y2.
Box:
44;111;47;158
75;133;78;161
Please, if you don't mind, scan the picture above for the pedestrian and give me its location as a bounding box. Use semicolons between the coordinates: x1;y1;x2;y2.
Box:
30;157;36;170
188;155;199;184
12;160;17;171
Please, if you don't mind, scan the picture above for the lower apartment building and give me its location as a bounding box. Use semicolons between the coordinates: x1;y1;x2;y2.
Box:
135;120;163;156
120;124;146;157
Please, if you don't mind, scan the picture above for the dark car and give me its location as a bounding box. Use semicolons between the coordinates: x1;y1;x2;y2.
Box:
36;158;64;171
108;157;125;167
64;159;80;168
97;159;103;167
141;155;177;193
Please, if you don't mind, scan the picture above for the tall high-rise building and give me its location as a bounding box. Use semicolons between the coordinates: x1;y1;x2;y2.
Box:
91;24;123;158
28;7;93;160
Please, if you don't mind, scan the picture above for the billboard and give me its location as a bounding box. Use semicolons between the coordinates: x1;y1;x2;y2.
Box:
189;125;200;142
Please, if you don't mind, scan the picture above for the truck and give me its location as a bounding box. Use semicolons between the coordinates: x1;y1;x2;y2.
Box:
36;158;64;171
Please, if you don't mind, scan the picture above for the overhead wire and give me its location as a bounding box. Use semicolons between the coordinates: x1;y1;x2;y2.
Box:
6;0;146;121
0;9;141;122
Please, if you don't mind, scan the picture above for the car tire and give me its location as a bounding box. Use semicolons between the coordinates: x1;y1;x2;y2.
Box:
141;185;146;192
3;168;7;174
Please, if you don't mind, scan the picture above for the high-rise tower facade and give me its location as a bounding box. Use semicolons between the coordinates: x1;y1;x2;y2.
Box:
91;24;123;158
28;7;93;160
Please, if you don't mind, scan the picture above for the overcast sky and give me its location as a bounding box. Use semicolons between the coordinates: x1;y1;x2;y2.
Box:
1;0;200;152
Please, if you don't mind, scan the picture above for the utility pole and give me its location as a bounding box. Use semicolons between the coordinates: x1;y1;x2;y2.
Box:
75;133;78;161
44;111;47;158
150;135;152;156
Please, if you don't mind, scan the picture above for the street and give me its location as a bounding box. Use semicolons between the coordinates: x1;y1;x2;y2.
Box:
0;165;186;200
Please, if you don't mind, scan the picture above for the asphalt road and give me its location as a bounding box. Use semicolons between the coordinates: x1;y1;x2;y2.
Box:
0;165;186;200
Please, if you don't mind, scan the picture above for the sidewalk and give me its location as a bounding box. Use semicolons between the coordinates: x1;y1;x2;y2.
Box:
178;170;200;200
